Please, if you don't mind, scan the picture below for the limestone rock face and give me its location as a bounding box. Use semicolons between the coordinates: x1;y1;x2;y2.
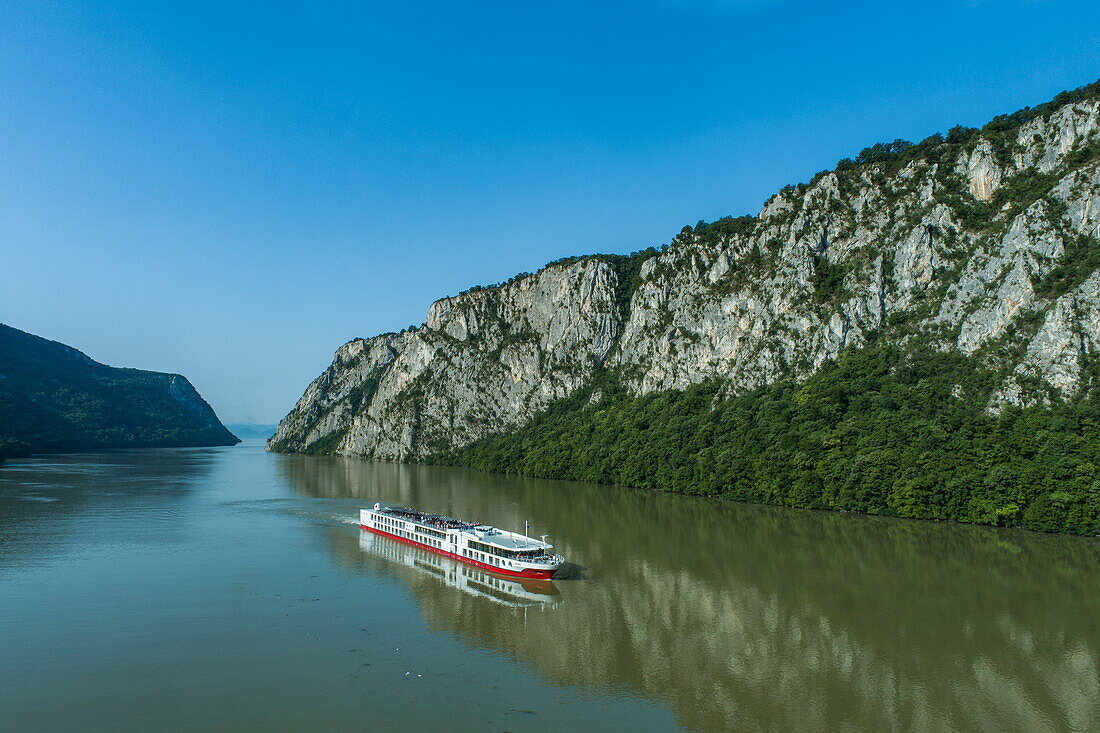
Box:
960;139;1003;202
271;259;621;458
272;89;1100;459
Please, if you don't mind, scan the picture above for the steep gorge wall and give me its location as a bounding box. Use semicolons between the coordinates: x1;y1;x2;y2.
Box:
271;258;623;457
271;84;1100;461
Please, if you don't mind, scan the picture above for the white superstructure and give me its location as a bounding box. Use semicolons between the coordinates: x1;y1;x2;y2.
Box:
357;529;561;608
359;502;564;579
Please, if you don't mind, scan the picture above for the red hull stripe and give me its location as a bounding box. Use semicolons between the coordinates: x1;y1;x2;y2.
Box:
360;524;558;579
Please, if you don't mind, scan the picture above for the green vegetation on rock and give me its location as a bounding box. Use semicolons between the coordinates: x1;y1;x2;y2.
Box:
436;345;1100;535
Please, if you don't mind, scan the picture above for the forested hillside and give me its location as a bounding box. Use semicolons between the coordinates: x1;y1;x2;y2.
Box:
438;344;1099;534
0;323;239;457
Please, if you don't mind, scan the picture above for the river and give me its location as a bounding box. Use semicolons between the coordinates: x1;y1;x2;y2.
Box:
1;442;1096;732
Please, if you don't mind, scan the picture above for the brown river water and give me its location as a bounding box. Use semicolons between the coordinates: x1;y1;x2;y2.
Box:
1;442;1096;732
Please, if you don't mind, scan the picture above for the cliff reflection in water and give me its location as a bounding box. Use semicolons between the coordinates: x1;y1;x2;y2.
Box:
280;455;1100;733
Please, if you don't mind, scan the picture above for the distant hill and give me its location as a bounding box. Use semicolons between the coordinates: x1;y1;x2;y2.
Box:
226;423;278;440
0;323;239;458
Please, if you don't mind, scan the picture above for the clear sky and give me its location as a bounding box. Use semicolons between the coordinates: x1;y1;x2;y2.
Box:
1;1;1097;424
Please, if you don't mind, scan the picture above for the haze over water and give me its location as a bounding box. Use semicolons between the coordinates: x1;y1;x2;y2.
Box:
1;443;1096;732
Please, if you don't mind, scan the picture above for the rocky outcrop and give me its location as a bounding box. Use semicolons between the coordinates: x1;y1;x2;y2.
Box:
272;83;1100;460
271;259;622;458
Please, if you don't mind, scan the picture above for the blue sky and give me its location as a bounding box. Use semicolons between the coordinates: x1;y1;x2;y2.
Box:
1;1;1097;423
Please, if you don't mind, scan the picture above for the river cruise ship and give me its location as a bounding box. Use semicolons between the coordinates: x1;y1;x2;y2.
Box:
357;530;561;609
359;503;565;579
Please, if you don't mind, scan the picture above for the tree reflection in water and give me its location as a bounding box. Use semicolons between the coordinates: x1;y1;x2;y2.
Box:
281;454;1100;733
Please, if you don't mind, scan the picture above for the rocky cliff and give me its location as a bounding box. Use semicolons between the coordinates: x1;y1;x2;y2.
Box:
0;323;239;456
272;82;1100;466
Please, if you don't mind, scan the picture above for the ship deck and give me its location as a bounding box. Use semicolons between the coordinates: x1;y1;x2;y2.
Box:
372;505;552;551
376;505;475;531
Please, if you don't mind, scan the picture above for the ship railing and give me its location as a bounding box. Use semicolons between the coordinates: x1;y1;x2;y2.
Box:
526;553;564;564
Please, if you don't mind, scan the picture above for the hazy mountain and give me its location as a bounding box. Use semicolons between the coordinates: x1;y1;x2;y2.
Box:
226;423;278;440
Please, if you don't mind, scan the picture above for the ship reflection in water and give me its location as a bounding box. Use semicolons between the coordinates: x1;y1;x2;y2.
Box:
357;528;561;611
284;456;1100;733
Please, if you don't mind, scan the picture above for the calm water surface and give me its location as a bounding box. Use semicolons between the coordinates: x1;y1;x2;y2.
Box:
1;442;1097;732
